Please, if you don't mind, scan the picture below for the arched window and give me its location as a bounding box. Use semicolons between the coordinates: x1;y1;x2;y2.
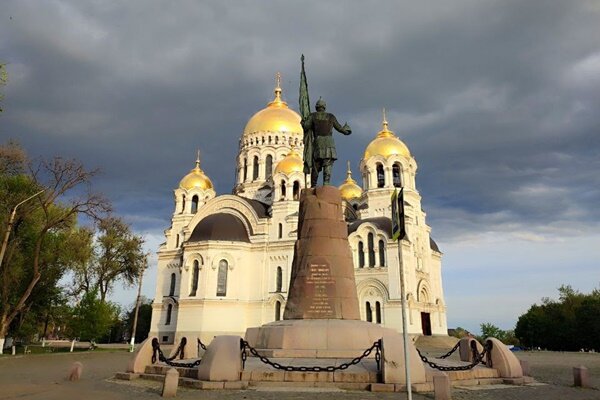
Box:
166;304;173;325
169;273;176;296
393;163;401;187
275;301;281;321
293;181;300;200
378;240;386;267
190;260;199;296
243;158;248;181
368;233;375;267
253;156;259;180
216;259;228;296
276;267;283;292
376;163;385;188
358;241;365;268
366;301;372;322
376;301;382;324
278;223;283;239
280;180;286;200
191;195;199;214
181;195;186;214
265;155;273;178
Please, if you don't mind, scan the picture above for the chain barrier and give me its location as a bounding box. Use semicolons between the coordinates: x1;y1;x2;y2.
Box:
151;337;202;368
438;340;461;359
240;339;382;372
197;338;207;351
415;341;490;372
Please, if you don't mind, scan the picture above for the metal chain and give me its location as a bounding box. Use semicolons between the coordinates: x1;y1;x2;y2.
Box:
240;339;382;372
151;337;202;368
197;338;207;351
438;340;461;359
415;342;489;372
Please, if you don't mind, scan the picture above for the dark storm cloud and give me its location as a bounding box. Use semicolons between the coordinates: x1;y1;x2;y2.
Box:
1;0;599;242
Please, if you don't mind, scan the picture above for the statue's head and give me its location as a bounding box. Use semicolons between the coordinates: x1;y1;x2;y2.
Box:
316;97;326;111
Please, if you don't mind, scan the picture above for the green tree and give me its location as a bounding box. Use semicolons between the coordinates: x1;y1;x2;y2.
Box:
70;289;119;341
124;296;152;343
480;323;504;341
70;217;146;303
477;323;519;345
449;326;470;339
0;142;109;352
575;291;600;351
515;285;599;351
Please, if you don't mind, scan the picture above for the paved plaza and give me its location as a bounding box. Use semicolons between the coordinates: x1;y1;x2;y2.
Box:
0;350;599;399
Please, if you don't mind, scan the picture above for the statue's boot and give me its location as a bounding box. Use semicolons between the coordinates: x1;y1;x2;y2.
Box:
311;166;320;187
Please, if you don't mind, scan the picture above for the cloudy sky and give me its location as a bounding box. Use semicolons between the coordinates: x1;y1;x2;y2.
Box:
1;0;599;333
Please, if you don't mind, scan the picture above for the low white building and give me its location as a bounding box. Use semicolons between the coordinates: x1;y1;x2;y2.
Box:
149;76;448;344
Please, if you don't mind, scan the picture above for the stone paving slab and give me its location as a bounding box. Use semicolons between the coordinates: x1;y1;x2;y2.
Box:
2;349;600;399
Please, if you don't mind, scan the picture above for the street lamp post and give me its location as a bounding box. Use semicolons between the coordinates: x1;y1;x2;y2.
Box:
129;268;145;352
0;190;45;269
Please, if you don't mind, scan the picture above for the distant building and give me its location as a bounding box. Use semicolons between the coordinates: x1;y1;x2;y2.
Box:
149;76;448;344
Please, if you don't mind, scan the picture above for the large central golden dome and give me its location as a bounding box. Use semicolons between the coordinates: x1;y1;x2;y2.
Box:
364;111;410;159
243;74;302;136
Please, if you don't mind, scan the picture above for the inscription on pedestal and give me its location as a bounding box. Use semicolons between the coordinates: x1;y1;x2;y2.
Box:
305;263;336;317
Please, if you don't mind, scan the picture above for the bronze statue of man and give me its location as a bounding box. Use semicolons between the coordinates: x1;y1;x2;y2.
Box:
302;98;352;187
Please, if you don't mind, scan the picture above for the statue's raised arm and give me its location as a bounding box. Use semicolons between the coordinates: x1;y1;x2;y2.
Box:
331;115;352;135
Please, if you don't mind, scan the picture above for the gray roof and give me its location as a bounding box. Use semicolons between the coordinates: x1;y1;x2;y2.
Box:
188;213;250;243
347;217;392;235
430;237;440;252
238;196;270;218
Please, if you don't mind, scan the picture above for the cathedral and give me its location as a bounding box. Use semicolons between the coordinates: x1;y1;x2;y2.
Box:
149;76;448;344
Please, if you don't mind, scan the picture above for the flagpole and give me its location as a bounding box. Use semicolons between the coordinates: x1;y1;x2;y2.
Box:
392;188;412;399
398;235;412;399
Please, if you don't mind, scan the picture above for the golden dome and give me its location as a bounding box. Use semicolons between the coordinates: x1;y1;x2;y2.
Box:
274;147;304;175
243;73;302;136
179;152;213;190
363;109;411;159
339;161;362;200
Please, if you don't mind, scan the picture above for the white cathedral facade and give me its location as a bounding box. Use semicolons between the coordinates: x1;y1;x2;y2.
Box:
149;77;448;344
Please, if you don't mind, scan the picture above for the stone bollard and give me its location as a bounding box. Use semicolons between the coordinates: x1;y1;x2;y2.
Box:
68;362;83;381
11;346;16;355
161;368;179;398
573;366;590;388
433;373;451;400
520;360;530;376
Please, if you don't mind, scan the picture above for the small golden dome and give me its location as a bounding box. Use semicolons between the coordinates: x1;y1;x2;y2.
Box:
363;109;411;160
179;152;214;190
243;73;302;136
339;161;362;200
274;147;304;175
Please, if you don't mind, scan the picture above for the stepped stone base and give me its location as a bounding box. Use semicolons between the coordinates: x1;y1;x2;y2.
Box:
115;355;526;393
245;319;393;358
